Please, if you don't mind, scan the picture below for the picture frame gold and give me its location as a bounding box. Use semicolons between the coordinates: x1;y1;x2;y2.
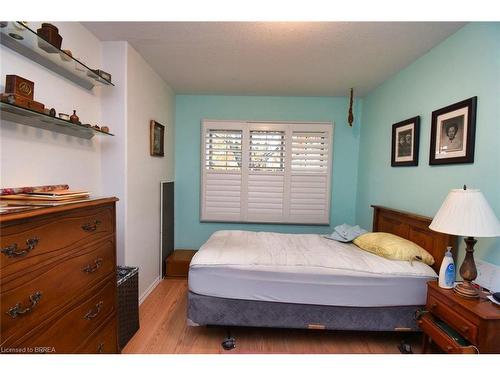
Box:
150;120;165;157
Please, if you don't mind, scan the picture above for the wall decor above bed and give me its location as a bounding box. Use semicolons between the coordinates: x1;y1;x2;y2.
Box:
429;96;477;165
391;116;420;167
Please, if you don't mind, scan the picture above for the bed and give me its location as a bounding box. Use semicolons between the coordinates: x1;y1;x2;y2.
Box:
187;205;456;332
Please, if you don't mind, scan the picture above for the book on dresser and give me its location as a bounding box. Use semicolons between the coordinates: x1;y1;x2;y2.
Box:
0;197;119;354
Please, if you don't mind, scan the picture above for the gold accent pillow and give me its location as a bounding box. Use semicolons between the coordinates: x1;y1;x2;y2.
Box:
353;232;435;266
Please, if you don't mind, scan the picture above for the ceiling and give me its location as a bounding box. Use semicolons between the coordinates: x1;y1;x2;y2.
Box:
83;22;465;97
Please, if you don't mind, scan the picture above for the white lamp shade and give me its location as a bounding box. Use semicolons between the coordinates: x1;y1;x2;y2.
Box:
429;188;500;237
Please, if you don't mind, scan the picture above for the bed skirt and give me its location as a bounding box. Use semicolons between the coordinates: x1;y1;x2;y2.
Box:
187;291;422;332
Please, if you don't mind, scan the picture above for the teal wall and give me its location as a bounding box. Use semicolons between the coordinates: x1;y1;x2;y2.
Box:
356;22;500;265
175;95;362;249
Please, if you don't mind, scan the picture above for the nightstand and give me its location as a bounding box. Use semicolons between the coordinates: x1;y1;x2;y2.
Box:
419;281;500;354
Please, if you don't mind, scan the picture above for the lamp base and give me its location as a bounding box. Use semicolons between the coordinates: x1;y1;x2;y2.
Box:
454;281;479;299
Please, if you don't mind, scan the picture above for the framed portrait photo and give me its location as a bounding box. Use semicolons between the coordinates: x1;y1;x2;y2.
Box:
429;97;477;165
391;116;420;167
150;120;165;157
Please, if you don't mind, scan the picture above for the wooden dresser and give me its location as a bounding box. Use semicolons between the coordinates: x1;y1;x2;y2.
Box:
419;281;500;354
0;198;119;354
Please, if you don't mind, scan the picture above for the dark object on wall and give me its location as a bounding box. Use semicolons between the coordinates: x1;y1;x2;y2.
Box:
70;110;79;124
1;93;44;113
117;266;140;351
429;97;477;165
37;23;62;52
93;69;112;83
391;116;420;167
150;120;165;157
161;181;174;277
5;74;34;100
348;87;354;127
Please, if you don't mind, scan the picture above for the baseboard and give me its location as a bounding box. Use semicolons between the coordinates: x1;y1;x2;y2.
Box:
139;276;161;305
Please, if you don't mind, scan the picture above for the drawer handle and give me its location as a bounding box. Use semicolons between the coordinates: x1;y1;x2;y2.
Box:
429;303;437;310
82;220;101;232
6;291;42;318
97;342;104;353
461;326;470;333
1;238;39;258
84;301;104;320
83;258;103;273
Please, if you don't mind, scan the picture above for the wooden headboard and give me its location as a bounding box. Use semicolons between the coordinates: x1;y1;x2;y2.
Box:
371;205;457;273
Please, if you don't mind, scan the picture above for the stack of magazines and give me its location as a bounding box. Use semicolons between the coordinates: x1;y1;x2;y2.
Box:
0;189;90;207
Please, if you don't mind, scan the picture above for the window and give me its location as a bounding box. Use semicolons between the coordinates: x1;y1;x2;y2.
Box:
201;120;333;224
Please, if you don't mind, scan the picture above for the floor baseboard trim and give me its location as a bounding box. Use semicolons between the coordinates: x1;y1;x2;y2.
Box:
139;276;161;305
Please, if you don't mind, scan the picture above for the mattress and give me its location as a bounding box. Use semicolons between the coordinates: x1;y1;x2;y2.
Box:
189;230;437;307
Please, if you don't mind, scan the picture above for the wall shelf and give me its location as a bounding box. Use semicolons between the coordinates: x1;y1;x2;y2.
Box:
0;102;114;139
0;22;114;90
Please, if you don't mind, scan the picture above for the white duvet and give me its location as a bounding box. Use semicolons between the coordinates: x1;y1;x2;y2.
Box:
191;230;437;278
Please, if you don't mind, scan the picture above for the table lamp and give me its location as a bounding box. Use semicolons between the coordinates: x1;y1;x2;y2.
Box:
429;186;500;298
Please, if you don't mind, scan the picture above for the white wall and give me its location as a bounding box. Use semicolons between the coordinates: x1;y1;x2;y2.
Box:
0;22;105;193
101;42;128;266
126;45;175;299
99;42;175;299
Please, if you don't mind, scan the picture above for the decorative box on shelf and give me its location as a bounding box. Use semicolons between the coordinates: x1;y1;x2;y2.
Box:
0;101;114;140
0;22;114;90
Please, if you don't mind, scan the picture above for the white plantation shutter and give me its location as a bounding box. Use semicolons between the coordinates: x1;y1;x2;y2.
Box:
247;130;286;221
201;125;243;221
289;131;330;223
201;121;333;224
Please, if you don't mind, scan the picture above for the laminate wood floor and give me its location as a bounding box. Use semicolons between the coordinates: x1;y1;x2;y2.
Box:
123;278;422;354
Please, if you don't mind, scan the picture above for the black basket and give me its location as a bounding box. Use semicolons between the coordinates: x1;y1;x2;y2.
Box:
117;266;139;351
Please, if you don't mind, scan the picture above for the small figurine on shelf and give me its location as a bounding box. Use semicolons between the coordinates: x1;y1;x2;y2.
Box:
70;110;79;124
101;126;110;133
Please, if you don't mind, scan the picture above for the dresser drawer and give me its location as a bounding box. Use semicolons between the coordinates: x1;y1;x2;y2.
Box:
77;315;118;354
1;239;115;345
1;205;114;279
427;294;478;344
14;276;116;353
419;314;477;354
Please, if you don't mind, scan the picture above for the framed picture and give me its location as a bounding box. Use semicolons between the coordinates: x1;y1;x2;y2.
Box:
150;120;165;157
391;116;420;167
429;97;477;165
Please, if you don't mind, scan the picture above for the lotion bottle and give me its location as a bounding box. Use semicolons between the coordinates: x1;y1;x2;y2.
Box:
438;247;455;289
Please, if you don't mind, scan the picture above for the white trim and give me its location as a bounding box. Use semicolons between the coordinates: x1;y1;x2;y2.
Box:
139;276;161;305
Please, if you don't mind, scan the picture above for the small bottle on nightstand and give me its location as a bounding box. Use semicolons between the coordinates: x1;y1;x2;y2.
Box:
439;247;455;289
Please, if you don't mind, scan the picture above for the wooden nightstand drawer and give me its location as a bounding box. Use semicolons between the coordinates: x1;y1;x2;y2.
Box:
419;314;477;354
427;294;478;344
424;281;500;353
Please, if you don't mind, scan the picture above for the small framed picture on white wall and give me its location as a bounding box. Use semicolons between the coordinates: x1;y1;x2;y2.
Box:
150;120;165;157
